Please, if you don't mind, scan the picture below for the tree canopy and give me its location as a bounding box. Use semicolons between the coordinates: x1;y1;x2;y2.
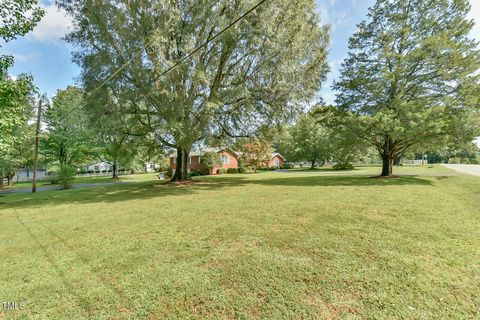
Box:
279;112;333;169
0;0;43;186
59;0;330;180
334;0;480;176
43;87;96;167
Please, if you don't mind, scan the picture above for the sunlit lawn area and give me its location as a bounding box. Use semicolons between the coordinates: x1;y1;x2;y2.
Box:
1;166;479;319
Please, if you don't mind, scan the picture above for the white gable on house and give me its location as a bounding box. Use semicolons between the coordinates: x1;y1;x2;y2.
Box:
83;162;113;172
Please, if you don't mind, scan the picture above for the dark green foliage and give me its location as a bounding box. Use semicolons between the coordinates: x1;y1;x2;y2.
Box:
238;167;247;174
57;164;76;189
60;0;330;181
189;170;203;177
334;0;480;176
43;87;96;167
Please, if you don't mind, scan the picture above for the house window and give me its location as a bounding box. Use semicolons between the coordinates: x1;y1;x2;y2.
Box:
188;157;192;164
94;165;99;171
150;163;155;169
274;159;280;167
222;155;230;164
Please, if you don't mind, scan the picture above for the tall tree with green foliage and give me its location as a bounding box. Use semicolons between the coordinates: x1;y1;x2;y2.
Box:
0;0;43;145
83;88;139;178
59;0;330;181
279;112;333;169
334;0;480;176
43;87;95;167
0;0;44;187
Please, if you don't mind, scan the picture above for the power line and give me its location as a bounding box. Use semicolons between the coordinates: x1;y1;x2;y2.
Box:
44;56;69;94
156;0;268;79
60;0;268;119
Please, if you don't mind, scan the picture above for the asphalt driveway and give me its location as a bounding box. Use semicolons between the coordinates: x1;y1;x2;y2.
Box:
442;164;480;177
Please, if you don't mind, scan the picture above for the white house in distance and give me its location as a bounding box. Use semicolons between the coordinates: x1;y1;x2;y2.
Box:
82;161;113;172
14;168;46;182
144;162;160;172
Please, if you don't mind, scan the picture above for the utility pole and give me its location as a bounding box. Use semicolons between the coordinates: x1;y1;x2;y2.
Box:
32;98;43;193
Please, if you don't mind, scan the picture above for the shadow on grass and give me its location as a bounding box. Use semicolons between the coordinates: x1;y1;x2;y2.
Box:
2;174;433;211
284;167;359;171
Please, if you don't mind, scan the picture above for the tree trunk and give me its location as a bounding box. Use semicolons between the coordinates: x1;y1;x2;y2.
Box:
0;175;3;189
310;158;316;169
379;135;395;177
171;148;190;181
7;176;13;186
112;160;119;179
381;154;393;176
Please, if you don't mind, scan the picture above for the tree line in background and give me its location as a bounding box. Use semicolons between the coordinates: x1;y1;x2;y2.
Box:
2;0;480;187
0;0;44;187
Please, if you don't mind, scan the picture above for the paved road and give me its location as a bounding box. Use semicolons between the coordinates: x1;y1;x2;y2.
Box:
0;182;128;194
442;164;480;177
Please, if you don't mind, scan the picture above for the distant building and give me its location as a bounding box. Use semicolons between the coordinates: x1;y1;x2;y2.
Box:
83;161;113;172
14;168;46;182
144;162;160;172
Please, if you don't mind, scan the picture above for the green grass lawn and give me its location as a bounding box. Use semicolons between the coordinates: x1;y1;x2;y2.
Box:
1;166;479;319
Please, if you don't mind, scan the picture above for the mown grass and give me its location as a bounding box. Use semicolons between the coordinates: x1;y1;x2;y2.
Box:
3;173;154;191
1;166;479;319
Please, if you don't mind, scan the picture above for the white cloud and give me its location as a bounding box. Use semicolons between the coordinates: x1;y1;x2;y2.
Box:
318;3;351;32
468;0;480;40
28;3;72;42
321;88;336;105
13;52;40;62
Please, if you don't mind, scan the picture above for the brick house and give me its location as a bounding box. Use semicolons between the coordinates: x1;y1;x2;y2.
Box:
267;153;286;168
170;149;239;175
169;149;286;175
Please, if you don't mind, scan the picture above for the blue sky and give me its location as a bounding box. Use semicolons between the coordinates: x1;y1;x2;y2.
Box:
1;0;480;145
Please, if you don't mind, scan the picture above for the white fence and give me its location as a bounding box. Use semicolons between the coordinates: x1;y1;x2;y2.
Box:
75;172;131;178
11;170;131;183
14;170;46;183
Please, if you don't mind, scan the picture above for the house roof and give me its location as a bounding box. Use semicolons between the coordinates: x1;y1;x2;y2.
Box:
169;148;286;161
271;153;286;161
84;161;112;167
169;148;239;158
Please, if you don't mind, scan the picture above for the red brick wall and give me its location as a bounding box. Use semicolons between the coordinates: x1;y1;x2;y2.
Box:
267;155;285;168
211;150;239;174
169;150;239;175
170;155;202;170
